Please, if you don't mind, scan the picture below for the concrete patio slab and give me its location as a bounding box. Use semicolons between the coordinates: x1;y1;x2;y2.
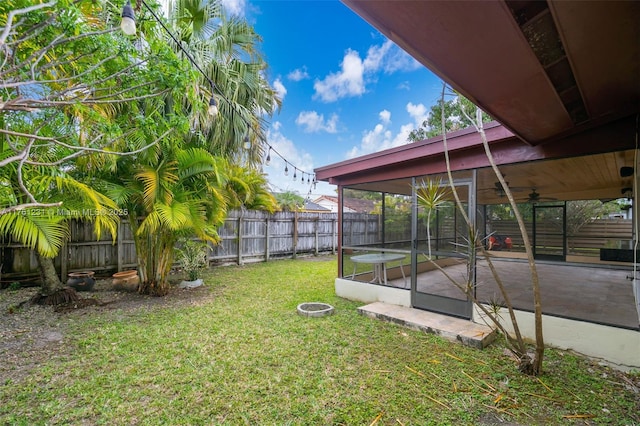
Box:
357;301;497;349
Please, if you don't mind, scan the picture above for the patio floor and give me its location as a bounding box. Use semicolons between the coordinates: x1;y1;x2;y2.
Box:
385;259;639;330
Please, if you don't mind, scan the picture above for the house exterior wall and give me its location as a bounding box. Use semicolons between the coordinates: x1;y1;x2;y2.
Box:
334;277;640;370
474;305;640;370
335;278;411;307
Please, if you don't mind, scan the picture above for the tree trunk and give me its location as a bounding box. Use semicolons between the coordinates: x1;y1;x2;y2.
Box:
438;86;543;375
37;253;63;293
31;252;79;305
130;216;173;297
473;108;544;375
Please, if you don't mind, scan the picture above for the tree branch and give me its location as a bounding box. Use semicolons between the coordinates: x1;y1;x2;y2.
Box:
0;1;56;46
0;28;116;80
16;138;38;203
45;128;173;157
2;88;172;111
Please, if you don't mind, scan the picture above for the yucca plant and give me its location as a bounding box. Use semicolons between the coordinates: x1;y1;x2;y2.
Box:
416;178;450;259
176;239;209;281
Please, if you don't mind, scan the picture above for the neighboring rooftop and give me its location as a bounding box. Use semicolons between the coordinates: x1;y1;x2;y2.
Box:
313;195;376;213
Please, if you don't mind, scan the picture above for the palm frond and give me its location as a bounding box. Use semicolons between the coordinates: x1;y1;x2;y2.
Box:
176;147;218;180
0;211;69;257
155;200;191;230
137;209;161;236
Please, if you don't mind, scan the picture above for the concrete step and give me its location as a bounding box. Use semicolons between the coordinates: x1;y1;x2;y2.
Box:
357;302;497;349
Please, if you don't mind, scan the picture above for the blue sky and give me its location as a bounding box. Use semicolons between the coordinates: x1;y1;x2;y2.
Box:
226;0;444;198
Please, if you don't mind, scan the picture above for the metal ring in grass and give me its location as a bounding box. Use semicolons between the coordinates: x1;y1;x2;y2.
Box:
297;302;335;317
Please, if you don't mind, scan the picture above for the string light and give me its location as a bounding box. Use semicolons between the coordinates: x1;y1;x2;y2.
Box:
293;168;297;181
120;0;315;190
208;94;218;116
120;0;136;35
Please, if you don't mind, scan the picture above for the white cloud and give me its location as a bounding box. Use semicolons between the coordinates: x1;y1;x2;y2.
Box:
313;49;365;102
346;103;426;159
221;0;246;16
313;39;422;103
381;43;422;73
406;102;429;127
397;81;411;91
273;78;287;101
288;67;310;81
295;111;338;134
379;110;391;125
362;40;393;72
365;40;421;74
347;122;396;159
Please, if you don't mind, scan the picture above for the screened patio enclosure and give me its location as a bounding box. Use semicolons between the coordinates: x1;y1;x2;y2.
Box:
339;165;638;330
319;0;639;367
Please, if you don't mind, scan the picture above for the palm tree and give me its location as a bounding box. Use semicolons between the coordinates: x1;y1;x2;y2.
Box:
0;0;182;304
274;191;305;212
0;161;120;304
105;144;229;295
166;0;281;164
224;163;276;212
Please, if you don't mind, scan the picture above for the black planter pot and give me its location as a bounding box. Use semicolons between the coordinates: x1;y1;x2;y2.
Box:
67;271;96;292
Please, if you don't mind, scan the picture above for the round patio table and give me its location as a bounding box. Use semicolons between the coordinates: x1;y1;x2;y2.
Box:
350;253;406;285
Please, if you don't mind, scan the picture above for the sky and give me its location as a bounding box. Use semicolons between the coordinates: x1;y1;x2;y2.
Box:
224;0;444;199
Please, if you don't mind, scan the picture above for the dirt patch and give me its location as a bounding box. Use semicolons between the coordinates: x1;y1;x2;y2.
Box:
0;277;217;384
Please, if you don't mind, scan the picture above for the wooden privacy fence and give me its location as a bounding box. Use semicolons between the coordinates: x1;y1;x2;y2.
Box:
0;211;339;283
0;211;631;284
488;218;633;253
210;210;337;265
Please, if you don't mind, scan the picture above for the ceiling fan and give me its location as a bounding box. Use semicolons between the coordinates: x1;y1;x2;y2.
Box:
523;188;557;203
481;175;528;198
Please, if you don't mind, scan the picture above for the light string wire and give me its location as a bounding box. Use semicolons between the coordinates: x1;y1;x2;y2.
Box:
137;0;317;189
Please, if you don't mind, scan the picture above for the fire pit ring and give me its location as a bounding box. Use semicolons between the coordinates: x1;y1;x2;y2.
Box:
297;302;335;318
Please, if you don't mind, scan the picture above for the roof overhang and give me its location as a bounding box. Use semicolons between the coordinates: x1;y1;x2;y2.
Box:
316;117;637;204
317;1;640;204
341;0;639;145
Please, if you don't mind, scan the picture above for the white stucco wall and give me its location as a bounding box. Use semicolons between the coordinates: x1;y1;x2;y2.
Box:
335;278;640;370
335;278;411;307
473;305;640;370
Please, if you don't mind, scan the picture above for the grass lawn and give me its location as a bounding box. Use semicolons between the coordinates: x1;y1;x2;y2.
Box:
1;256;638;425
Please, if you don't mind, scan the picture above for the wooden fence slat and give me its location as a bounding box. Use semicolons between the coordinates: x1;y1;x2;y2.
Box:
0;213;632;282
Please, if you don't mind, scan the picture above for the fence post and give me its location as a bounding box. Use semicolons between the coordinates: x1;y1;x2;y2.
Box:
332;218;336;255
293;212;298;259
314;217;319;256
237;216;243;265
265;216;270;262
117;221;124;272
364;215;369;242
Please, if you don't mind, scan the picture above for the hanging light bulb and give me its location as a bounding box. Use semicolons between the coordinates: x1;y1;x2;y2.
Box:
243;134;251;150
265;148;271;165
293;168;297;181
284;163;289;176
120;0;136;35
208;95;218;116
